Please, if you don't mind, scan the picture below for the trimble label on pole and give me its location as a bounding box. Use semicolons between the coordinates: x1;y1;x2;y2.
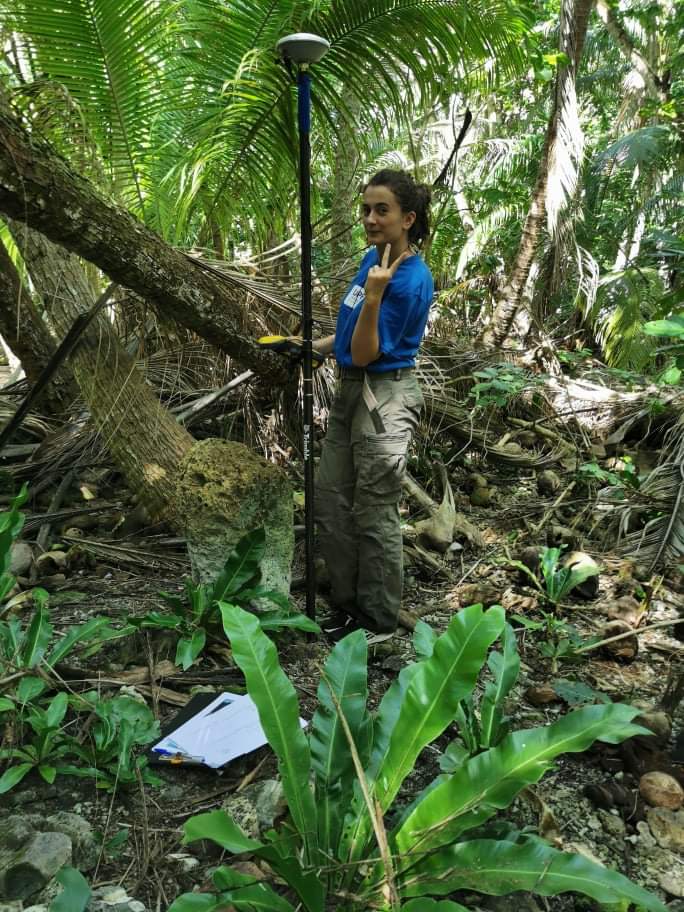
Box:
303;424;310;459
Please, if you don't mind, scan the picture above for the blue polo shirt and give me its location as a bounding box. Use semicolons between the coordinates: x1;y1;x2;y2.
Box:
334;248;433;372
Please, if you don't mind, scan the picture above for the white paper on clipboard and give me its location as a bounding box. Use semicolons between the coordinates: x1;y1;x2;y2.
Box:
152;692;307;769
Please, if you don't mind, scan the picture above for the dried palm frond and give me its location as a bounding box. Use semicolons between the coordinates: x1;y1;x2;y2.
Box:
617;403;684;567
546;0;587;239
0;401;53;438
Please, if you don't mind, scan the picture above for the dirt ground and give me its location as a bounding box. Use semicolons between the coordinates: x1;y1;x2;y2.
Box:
2;453;682;911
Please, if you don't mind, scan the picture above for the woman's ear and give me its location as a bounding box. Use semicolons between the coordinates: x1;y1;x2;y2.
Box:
403;210;417;231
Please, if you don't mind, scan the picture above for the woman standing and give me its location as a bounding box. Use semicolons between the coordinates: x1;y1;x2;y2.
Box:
313;169;433;638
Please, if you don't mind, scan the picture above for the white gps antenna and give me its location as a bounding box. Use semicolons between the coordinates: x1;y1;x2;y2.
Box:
276;33;330;67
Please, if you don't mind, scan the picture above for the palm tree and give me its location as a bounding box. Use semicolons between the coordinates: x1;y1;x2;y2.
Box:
1;0;532;246
480;0;595;348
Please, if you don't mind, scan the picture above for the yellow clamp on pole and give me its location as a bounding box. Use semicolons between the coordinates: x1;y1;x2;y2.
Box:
257;335;325;366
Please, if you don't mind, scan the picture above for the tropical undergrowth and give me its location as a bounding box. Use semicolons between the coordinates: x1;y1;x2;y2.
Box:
0;493;314;793
168;602;666;912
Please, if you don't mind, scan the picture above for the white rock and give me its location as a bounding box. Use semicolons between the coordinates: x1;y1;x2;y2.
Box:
168;853;200;873
100;887;129;903
640;772;684;810
648;808;684;853
659;870;684;898
636;819;657;848
10;541;33;576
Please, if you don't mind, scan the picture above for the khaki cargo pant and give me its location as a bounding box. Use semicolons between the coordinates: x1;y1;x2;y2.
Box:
315;371;423;632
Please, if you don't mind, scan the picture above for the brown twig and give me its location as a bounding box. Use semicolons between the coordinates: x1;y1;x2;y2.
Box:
576;617;684;653
530;481;576;535
322;670;400;911
36;469;76;552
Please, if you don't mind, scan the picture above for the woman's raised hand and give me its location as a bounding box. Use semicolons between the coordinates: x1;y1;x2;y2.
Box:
365;244;411;300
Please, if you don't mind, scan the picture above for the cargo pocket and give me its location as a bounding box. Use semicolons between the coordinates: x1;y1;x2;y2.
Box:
355;431;411;501
402;378;424;413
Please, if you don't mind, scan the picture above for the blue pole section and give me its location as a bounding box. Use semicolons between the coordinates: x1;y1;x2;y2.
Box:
297;68;316;621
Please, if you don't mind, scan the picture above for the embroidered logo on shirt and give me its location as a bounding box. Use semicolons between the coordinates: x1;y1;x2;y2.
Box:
343;284;365;309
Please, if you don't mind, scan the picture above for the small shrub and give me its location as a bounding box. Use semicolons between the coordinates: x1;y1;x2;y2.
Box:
167;604;665;912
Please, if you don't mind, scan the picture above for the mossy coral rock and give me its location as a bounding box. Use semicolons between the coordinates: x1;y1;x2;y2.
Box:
176;439;293;595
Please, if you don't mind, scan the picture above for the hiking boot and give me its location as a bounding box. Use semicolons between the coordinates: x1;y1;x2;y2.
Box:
322;609;362;643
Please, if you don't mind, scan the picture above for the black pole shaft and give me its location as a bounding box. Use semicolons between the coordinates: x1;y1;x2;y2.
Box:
297;67;316;621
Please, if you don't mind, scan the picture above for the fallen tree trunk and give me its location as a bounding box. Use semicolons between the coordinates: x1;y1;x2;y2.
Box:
0;237;78;413
0;101;286;382
11;222;294;592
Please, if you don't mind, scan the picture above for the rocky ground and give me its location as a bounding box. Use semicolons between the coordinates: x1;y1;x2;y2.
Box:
0;453;682;912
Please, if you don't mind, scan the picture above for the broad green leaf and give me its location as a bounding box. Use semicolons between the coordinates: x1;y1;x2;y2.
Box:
439;739;469;773
183;812;324;912
240;587;292;611
413;619;437;658
46;692;69;728
39;763;57;784
643;315;684;338
0;572;16;602
552;679;610;706
311;629;371;854
223;890;295;911
183;810;261;854
398;837;666;911
377;604;505;810
212;528;266;601
480;622;520;748
129;611;183;631
21;590;52;668
540;548;561;590
0;617;22;661
0;696;14;712
220;605;316;862
340;660;422;875
258;611;321;634
659;366;682;384
47;617;122;667
49;866;91;912
558;564;600;600
402;901;469;912
167;895;230;912
175;629;206;670
17;675;46;703
394;703;648;859
0;762;33;794
213;866;296;910
159;590;185;612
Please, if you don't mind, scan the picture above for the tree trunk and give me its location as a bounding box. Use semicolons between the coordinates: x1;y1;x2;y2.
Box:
10;219;194;521
480;0;594;348
0;236;78;412
0;102;286;383
329;100;362;307
479;121;556;348
10;222;294;591
594;0;664;100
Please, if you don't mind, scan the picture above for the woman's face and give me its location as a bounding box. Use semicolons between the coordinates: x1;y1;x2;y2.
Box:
361;184;416;247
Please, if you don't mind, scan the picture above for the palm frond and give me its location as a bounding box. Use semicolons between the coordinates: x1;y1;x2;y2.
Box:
3;0;174;213
620;406;684;567
593;267;662;368
592;125;672;174
455;204;521;278
162;0;533;234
